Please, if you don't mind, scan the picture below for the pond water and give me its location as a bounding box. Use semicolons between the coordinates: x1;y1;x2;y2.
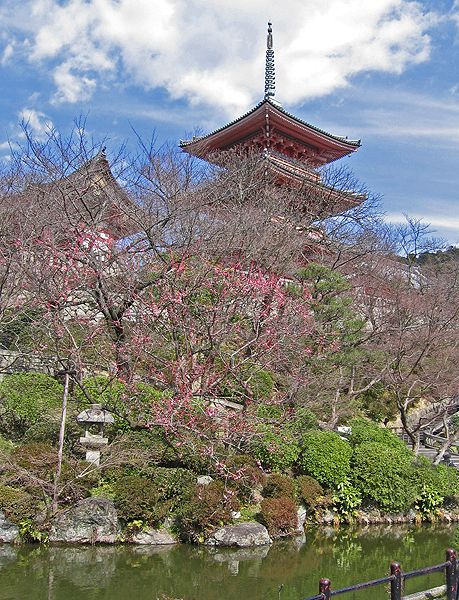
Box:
0;524;456;600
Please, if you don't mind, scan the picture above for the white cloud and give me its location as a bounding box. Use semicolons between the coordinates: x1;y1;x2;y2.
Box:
1;0;437;114
334;88;459;146
18;108;54;140
386;212;459;230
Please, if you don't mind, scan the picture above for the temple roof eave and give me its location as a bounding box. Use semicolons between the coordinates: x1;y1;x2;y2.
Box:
179;99;360;155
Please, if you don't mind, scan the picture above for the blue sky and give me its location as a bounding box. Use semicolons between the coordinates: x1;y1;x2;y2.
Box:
1;0;459;243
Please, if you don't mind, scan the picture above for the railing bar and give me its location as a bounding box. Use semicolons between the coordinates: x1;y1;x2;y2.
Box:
403;563;449;580
329;575;395;596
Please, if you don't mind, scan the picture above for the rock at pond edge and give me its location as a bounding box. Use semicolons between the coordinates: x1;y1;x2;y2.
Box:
130;528;178;545
49;498;120;544
0;512;19;543
205;522;272;547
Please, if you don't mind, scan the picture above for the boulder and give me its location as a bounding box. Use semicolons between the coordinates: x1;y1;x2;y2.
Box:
130;528;178;545
0;512;19;543
197;475;213;485
49;498;120;544
296;504;307;533
206;522;272;547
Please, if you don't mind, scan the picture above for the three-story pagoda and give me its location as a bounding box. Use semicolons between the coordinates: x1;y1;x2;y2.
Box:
180;23;362;218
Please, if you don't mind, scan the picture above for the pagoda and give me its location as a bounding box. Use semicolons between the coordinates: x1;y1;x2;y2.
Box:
23;149;135;243
180;23;362;218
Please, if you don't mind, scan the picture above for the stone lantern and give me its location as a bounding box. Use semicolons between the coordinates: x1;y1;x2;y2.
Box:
77;404;114;466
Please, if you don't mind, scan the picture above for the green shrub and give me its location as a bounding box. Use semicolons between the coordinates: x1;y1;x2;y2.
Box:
89;480;115;500
13;442;57;481
295;475;324;509
247;368;275;400
224;454;266;502
262;474;296;500
288;407;318;435
177;481;240;542
76;376;125;407
11;442;95;505
148;467;195;513
348;418;406;450
352;442;415;512
297;431;352;488
411;457;459;500
0;373;63;439
414;485;444;520
259;496;297;538
0;484;38;523
113;468;195;526
0;434;14;454
115;430;179;468
332;480;362;522
252;427;299;472
113;475;168;526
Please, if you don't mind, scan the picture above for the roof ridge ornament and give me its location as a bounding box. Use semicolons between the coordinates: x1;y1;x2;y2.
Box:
264;22;282;107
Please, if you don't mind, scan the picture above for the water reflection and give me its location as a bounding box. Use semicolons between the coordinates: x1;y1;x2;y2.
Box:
0;525;456;600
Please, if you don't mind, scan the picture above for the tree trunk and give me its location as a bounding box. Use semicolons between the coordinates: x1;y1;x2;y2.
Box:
52;371;70;513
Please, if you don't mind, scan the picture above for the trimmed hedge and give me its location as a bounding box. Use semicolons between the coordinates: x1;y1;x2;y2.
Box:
259;496;298;538
0;373;63;438
262;473;296;500
348;418;406;450
176;481;240;542
295;475;324;509
352;442;415;512
297;431;352;488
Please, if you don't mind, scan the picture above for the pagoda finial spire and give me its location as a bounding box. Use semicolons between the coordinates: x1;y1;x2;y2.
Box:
264;21;276;100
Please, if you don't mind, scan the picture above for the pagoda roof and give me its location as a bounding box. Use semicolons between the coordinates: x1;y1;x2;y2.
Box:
180;98;360;166
23;151;135;240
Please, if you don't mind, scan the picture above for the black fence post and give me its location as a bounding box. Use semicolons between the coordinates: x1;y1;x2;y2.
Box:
445;548;457;600
390;562;402;600
319;578;331;600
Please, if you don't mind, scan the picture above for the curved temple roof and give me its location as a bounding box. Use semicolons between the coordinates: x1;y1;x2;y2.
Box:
180;98;360;166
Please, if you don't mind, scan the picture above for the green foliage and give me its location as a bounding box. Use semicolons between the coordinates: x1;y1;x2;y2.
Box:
358;385;398;423
90;480;115;500
256;403;283;419
332;480;362;522
0;309;42;351
113;468;195;526
259;496;298;538
411;457;459;500
262;473;296;500
0;373;63;438
352;442;415;512
247;368;275;400
348;418;406;450
0;484;38;522
295;475;324;509
113;475;169;526
116;429;179;467
11;442;95;505
19;518;48;544
224;454;266;502
176;481;240;542
76;376;126;407
297;263;350;295
287;407;318;435
414;485;444;520
297;431;352;488
221;365;275;402
12;442;58;481
252;427;300;472
0;434;14;453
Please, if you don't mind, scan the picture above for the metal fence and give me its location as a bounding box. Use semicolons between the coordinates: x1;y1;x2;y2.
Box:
303;548;457;600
